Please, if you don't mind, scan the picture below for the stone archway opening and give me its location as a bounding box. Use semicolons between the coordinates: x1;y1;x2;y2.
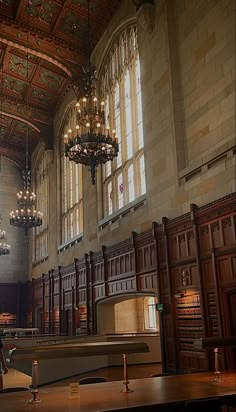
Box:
97;293;159;335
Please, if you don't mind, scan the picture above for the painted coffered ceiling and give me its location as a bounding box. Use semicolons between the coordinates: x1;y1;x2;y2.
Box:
0;0;121;167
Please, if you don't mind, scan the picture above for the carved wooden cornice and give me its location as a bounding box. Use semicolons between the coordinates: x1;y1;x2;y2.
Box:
195;193;236;224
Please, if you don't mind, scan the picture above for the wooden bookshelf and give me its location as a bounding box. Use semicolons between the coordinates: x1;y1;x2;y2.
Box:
0;313;16;329
176;293;203;354
207;291;219;336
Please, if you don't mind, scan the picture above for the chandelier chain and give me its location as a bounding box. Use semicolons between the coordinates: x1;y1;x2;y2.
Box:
9;0;43;232
64;0;119;185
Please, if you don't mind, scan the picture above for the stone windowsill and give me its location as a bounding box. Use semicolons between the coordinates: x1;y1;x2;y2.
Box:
32;255;49;268
98;194;147;231
179;144;235;183
57;233;84;254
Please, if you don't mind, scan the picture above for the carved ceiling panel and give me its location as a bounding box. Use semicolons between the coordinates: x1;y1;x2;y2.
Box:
0;0;121;167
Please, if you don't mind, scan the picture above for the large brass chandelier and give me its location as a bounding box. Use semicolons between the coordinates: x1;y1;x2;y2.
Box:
0;216;10;256
64;0;119;185
9;1;42;233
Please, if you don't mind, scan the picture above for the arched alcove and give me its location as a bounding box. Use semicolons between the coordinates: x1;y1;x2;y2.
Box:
97;293;159;335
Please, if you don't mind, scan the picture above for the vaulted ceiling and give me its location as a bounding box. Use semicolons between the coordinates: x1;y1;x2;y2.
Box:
0;0;121;168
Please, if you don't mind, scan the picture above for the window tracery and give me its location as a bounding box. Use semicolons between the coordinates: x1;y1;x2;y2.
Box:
101;26;146;217
61;106;83;243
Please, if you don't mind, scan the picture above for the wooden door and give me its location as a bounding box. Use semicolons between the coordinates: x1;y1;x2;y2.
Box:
223;289;236;370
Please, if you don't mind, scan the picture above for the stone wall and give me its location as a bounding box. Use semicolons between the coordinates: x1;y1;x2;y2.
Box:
31;0;235;278
0;156;27;282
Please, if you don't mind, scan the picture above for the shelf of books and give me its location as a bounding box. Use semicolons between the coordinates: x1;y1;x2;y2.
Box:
0;313;17;330
207;290;219;336
176;292;204;355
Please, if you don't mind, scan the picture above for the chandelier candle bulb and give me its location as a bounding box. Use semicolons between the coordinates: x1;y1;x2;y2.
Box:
93;97;98;108
0;215;11;256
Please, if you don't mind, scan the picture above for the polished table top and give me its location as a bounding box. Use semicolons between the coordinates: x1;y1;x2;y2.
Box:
0;371;235;412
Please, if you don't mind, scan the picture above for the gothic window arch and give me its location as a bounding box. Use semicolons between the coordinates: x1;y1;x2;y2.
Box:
61;106;83;244
32;148;49;262
101;26;146;217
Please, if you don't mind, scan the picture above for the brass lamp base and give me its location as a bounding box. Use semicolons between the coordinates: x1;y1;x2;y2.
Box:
120;384;134;393
212;371;222;383
120;354;134;393
27;389;42;404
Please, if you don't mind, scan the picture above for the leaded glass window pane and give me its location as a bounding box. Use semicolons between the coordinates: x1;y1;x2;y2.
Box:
117;173;124;209
136;57;144;149
107;180;113;215
114;83;122;168
124;70;133;159
62;107;83;243
127;164;135;202
139;154;146;195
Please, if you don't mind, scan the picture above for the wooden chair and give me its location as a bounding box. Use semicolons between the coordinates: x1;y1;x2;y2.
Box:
184;397;221;412
79;377;107;385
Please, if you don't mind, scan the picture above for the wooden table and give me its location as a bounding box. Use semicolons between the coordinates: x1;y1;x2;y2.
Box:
0;371;235;412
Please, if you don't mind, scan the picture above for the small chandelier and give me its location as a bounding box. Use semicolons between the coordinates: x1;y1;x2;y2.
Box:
10;168;42;232
9;3;42;233
64;0;119;185
0;217;10;256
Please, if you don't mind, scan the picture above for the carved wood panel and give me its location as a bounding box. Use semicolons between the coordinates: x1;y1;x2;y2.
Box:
199;225;211;255
222;288;236;369
201;260;214;287
53;294;59;307
64;291;72;307
222;216;235;246
94;284;105;300
107;251;134;277
33;280;43;301
44;297;49;311
158;237;166;265
79;288;86;303
108;277;137;295
94;262;104;283
78;268;86;287
138;273;157;290
136;243;156;273
53;277;59;294
217;256;235;285
62;273;76;291
187;230;196;256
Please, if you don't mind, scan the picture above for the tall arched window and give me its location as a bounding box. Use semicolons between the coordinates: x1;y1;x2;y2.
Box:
101;26;146;217
33;150;49;262
61;107;83;244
